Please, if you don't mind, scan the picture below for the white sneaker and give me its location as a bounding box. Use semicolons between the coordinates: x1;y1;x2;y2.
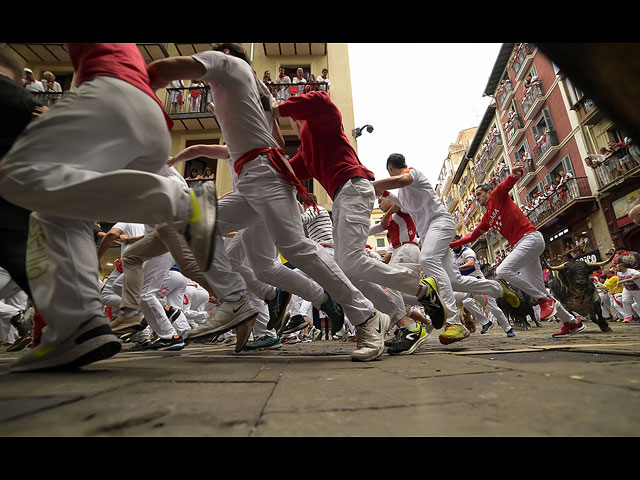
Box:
351;311;391;362
187;296;260;341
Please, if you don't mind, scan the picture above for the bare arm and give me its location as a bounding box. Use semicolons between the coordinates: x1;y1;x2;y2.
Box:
96;227;123;273
373;173;414;196
147;57;207;90
168;144;229;166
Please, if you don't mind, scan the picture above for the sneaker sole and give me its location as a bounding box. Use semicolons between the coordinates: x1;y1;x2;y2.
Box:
419;277;447;329
276;312;291;336
186;182;218;272
234;316;256;353
552;323;587;338
188;311;260;341
438;330;471;345
11;333;121;372
267;292;292;330
388;332;430;355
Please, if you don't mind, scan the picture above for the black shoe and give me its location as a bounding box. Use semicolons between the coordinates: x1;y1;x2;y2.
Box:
320;294;344;335
417;277;446;329
387;324;429;355
384;328;402;348
282;314;307;335
266;288;292;330
141;335;185;351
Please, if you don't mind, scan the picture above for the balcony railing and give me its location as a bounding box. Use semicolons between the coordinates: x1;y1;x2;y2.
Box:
523;177;591;227
265;82;330;101
592;148;640;190
165;85;212;115
521;81;544;118
532;129;559;162
29;91;64;107
496;80;514;110
511;43;535;77
504;113;524;144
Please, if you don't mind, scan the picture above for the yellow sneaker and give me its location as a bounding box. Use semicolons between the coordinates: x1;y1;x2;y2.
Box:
496;278;520;308
438;323;471;345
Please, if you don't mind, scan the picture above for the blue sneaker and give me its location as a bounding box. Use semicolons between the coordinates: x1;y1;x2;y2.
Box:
320;294;344;335
266;288;292;330
244;335;282;351
506;328;516;338
481;320;495;334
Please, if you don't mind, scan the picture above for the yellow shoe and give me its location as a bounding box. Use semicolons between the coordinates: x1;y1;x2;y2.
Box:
496;278;520;308
438;323;470;345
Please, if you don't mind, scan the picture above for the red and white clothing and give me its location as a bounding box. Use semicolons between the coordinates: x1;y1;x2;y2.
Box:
369;208;420;266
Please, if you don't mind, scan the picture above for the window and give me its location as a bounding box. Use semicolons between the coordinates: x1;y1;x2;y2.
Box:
376;238;386;248
545;156;574;186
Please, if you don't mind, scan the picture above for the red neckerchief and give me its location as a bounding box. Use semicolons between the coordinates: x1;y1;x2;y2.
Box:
234;147;318;212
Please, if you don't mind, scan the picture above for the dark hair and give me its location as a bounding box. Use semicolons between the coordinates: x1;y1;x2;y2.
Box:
475;184;493;193
213;43;250;65
386;153;407;169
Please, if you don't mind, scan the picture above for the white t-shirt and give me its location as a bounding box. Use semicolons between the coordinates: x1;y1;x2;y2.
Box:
454;246;483;278
384;167;451;238
617;268;640;290
192;51;279;163
112;222;145;255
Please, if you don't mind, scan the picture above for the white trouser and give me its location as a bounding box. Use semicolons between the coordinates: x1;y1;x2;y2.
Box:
252;298;276;339
0;76;190;227
288;294;313;318
0;267;22;300
609;292;626;318
0;290;28;343
231;226;326;307
184;285;210;324
0;77;191;346
333;178;417;324
598;292;613;318
495;231;548;300
100;269;124;309
157;270;191;338
622;289;640;317
138;252;181;340
203;155;375;326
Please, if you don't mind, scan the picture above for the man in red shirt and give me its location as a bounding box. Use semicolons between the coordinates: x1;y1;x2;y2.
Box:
0;43;217;372
450;162;586;338
274;91;442;359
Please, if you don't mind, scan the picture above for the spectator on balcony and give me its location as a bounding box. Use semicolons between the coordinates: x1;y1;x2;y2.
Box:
40;71;62;93
629;204;640;225
262;70;272;85
303;74;317;94
187;167;200;180
22;68;44;93
168;79;184;114
189;80;204;112
202;166;215;180
275;66;291;103
584;153;605;168
290;68;306;97
317;68;331;92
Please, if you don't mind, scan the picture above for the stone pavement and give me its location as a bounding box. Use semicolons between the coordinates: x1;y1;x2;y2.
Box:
1;320;639;436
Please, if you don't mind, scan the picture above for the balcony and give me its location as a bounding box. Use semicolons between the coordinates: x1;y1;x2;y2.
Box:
496;80;514;110
592;148;640;190
511;43;536;80
532;129;560;164
29;91;64;107
523;177;592;228
521;82;545;120
504;113;525;146
518;156;537;187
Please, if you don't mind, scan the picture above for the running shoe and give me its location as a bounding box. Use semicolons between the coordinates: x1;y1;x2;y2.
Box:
110;312;145;335
320;294;345;335
387;324;429;355
234;316;256;353
310;326;322;341
624;317;634;323
384;328;402;347
183;181;217;271
480;320;495;334
506;328;516;338
266;288;292;330
538;296;558;320
10;317;121;372
140;335;185;351
552;319;587;338
281;314;307;335
495;278;521;308
438;323;471;345
244;335;282;351
186;296;260;341
417;277;447;329
351;310;391;362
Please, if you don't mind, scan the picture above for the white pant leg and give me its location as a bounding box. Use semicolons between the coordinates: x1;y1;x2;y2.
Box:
27;213;106;344
419;216;460;324
495;231;548;300
0;267;22;299
622;289;640;317
610;292;625;318
251;297;276;338
139;252;177;339
206;157;375;325
485;296;512;332
598;292;613;318
462;296;489;325
240;225;326;307
0;77;191;226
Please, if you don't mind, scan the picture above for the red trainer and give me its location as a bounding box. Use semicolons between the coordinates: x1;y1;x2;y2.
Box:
552;319;587;338
538;296;558;320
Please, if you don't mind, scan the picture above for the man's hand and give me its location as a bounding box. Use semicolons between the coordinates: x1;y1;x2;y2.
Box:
512;161;525;178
